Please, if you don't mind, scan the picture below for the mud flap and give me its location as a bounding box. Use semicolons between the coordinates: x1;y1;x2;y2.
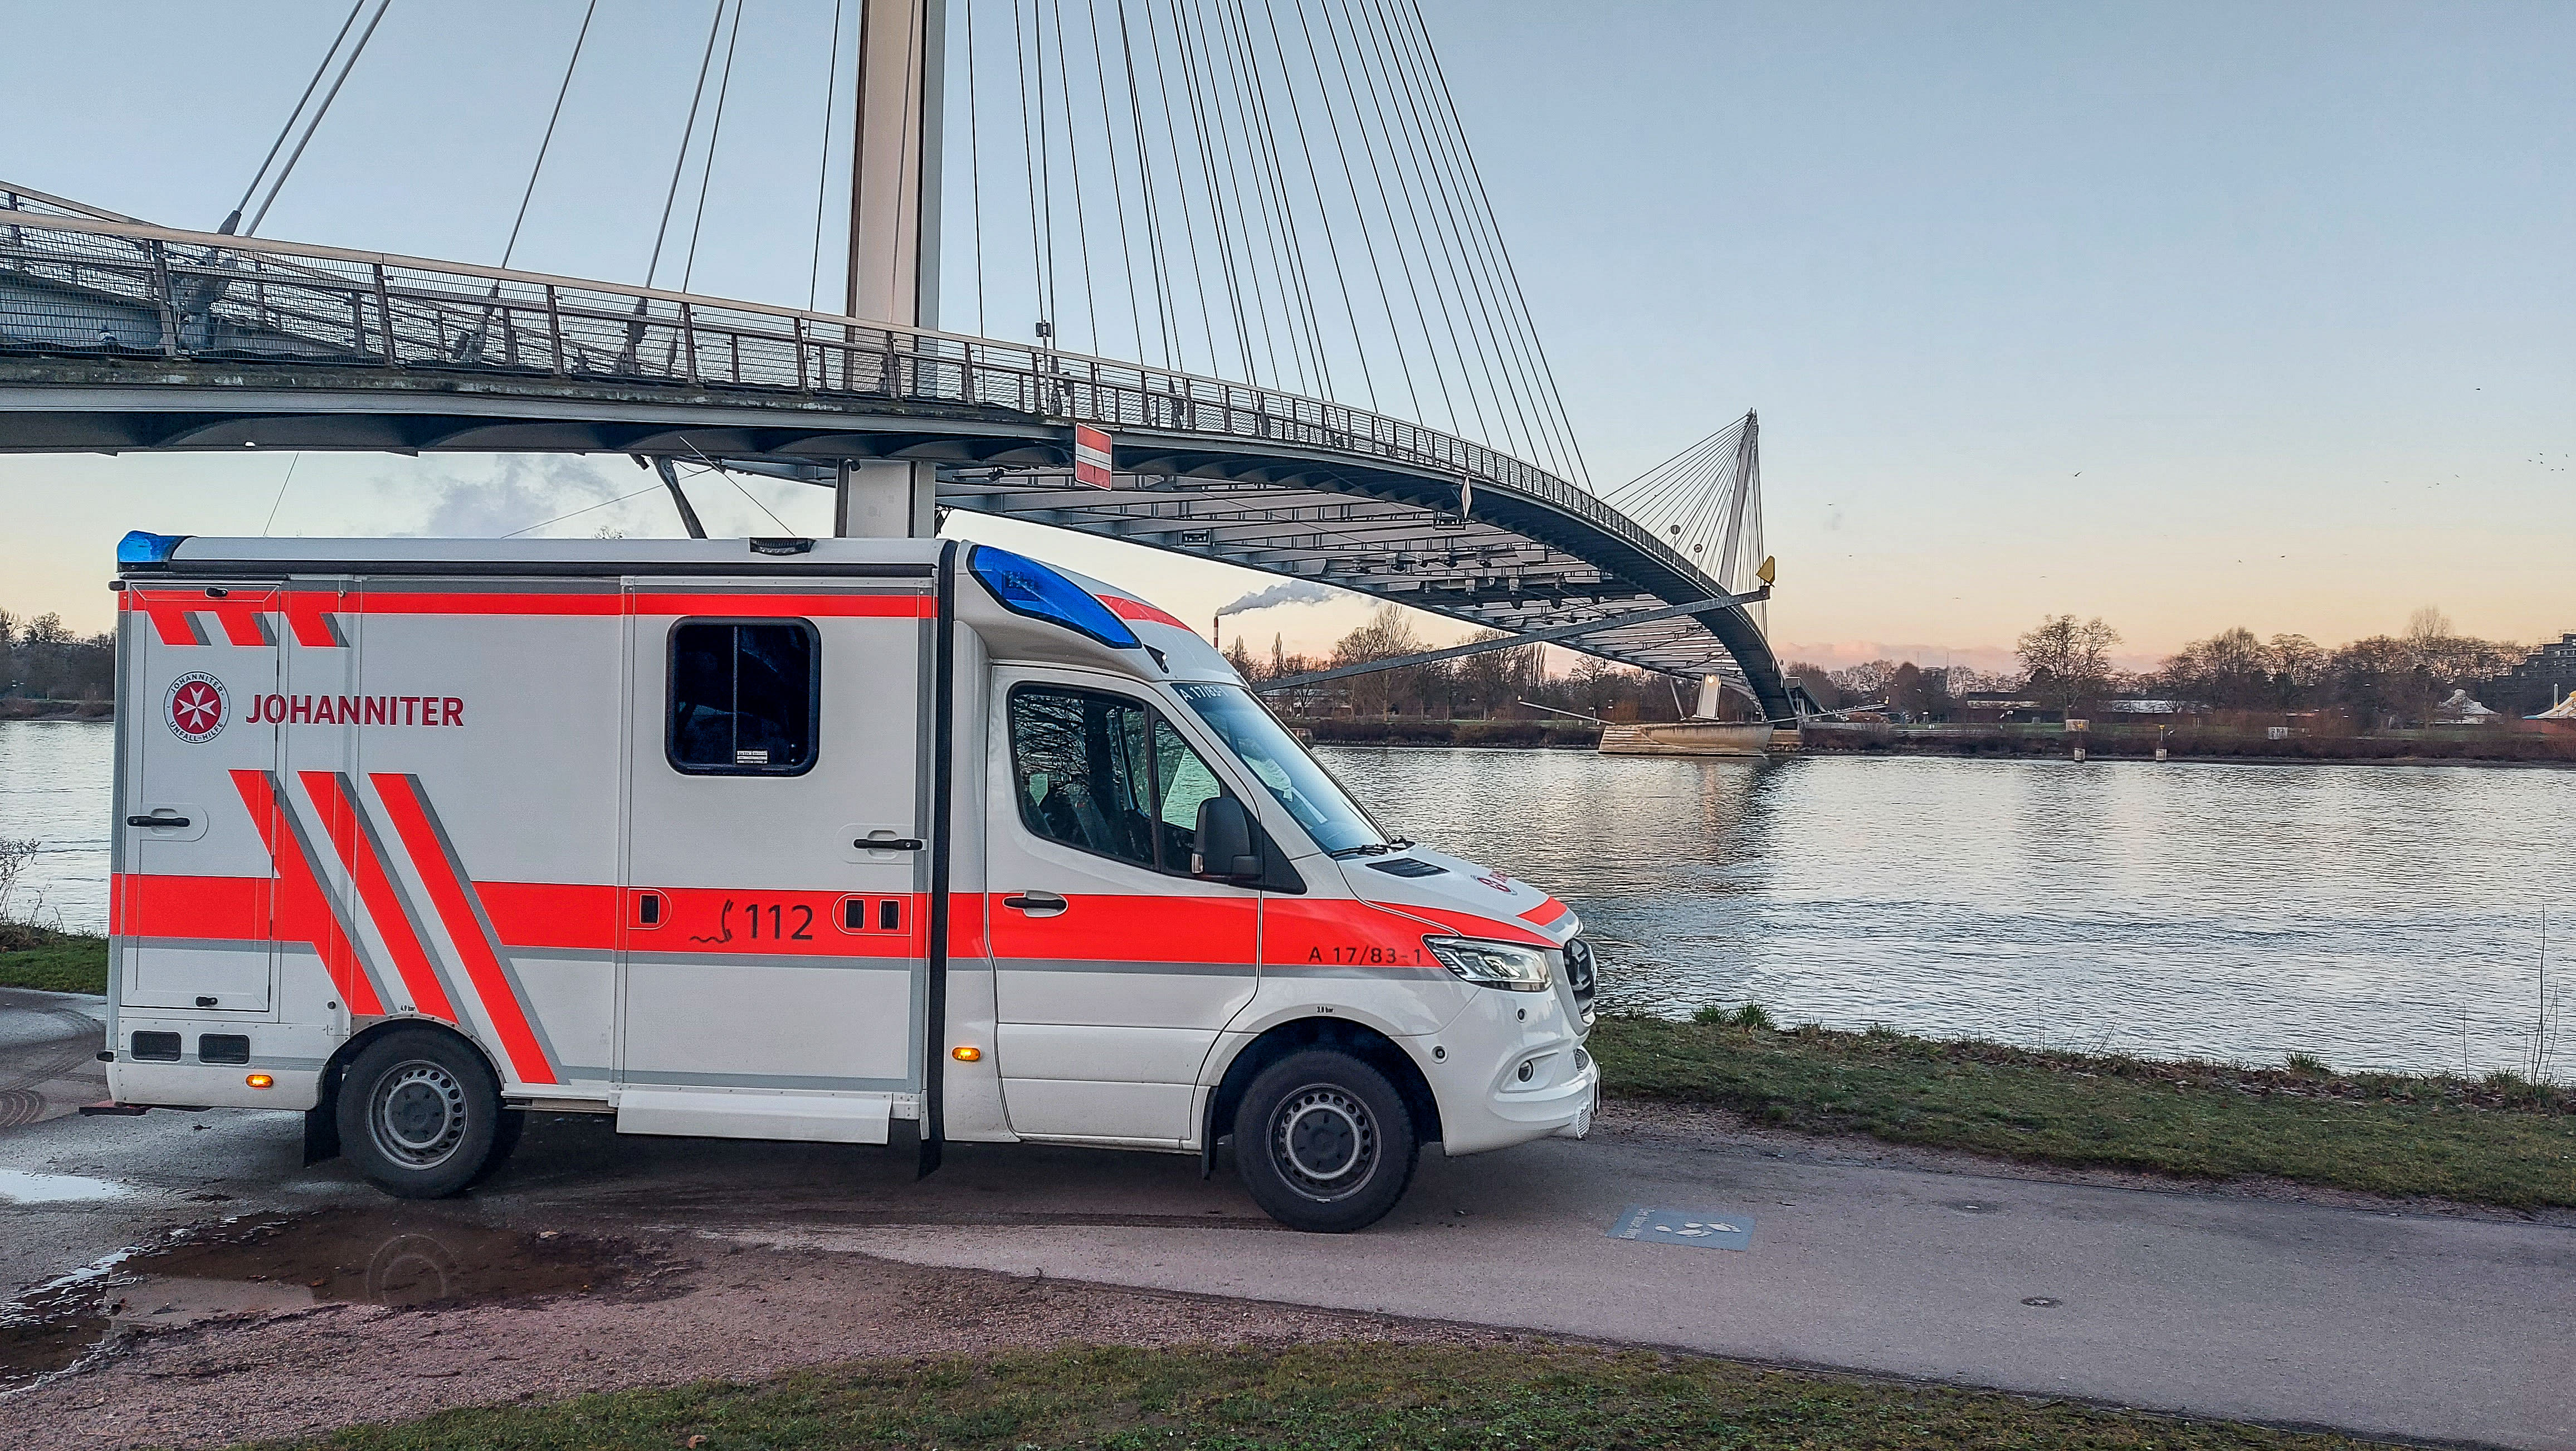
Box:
302;1102;341;1166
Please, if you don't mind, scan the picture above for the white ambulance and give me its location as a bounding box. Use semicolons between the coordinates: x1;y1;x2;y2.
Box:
104;531;1598;1231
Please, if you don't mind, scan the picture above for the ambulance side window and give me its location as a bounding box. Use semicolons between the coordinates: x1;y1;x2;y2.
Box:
1008;685;1229;875
667;620;818;775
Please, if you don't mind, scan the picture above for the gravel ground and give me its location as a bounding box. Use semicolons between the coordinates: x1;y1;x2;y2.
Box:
0;1234;1508;1450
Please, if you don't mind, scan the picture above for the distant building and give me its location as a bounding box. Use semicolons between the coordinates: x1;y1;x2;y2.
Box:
1956;690;2047;724
2481;631;2576;718
2433;689;2500;726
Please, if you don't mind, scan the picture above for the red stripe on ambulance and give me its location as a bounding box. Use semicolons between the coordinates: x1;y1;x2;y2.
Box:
299;772;458;1022
1098;595;1192;632
113;872;271;940
369;774;557;1085
1518;896;1573;928
229;770;387;1016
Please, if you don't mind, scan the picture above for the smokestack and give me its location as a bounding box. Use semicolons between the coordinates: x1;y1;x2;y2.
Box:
1213;614;1221;650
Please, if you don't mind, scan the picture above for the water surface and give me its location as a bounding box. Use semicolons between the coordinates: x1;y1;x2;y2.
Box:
3;722;2565;1079
1329;746;2571;1080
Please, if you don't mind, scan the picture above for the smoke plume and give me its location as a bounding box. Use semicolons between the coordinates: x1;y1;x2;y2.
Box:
1216;579;1339;617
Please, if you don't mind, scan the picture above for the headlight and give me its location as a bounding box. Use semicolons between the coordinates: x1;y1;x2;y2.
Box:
1423;936;1555;992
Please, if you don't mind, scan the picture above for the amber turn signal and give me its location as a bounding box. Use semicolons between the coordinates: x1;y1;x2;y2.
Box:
950;1046;982;1062
245;1073;275;1089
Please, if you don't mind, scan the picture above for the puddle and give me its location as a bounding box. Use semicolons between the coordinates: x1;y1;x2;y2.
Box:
0;1172;128;1205
1;1209;641;1392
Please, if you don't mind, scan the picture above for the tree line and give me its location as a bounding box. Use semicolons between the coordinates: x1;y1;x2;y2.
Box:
1226;603;1694;722
0;610;114;703
1789;606;2538;729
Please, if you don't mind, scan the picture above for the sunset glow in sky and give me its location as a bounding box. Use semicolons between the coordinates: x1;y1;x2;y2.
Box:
4;1;2568;666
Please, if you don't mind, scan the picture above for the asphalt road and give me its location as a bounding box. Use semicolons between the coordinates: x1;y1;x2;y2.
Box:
3;991;2569;1449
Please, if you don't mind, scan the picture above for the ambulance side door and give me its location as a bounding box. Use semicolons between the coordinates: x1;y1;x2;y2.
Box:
984;670;1259;1146
617;580;932;1133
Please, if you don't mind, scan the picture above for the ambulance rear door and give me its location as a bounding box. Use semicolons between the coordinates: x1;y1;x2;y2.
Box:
115;583;285;1016
616;567;938;1143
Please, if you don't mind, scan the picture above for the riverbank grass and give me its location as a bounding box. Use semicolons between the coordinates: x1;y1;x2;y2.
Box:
0;925;108;995
1592;1016;2576;1208
246;1342;2391;1450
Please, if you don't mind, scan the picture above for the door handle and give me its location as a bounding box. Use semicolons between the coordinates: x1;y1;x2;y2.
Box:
128;814;192;829
853;836;924;851
1002;891;1067;917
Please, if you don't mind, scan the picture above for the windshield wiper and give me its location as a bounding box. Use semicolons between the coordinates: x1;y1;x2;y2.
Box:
1330;842;1396;859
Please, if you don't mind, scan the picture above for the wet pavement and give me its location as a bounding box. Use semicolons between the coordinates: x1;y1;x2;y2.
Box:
0;1058;2569;1448
0;989;106;1131
1;1209;647;1391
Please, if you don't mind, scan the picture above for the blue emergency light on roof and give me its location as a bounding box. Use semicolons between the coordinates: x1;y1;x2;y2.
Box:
967;544;1140;648
116;530;189;566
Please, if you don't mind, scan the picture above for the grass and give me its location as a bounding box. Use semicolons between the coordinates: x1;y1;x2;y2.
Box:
1591;1016;2576;1208
0;924;108;995
244;1341;2395;1451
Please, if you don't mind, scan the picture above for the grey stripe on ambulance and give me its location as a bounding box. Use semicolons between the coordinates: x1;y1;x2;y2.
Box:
614;1068;914;1093
340;772;473;1025
625;949;925;972
269;772;399;1016
991;958;1255;977
112;936;310;956
396;774;569;1080
1263;963;1453;980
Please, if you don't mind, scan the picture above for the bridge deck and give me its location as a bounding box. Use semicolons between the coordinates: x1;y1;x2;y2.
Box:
0;210;1790;714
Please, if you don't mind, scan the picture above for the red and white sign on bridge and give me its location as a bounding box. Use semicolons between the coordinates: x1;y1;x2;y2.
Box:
1072;424;1114;489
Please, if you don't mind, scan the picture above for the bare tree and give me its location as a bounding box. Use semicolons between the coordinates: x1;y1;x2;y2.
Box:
2016;615;2121;714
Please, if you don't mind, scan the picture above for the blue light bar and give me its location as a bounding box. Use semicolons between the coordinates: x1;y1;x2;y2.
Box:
116;530;189;567
967;545;1140;649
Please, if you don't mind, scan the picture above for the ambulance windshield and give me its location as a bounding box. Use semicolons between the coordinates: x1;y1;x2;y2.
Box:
1172;683;1387;855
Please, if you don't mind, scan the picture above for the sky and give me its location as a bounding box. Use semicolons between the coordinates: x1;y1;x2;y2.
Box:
3;0;2569;669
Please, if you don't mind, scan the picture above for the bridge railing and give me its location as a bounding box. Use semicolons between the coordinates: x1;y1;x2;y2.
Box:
0;212;1720;598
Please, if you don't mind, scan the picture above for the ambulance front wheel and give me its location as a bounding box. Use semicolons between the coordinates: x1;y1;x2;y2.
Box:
1235;1050;1419;1233
336;1028;506;1200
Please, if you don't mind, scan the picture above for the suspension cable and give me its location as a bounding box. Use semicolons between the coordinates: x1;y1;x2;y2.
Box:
1287;0;1420;421
1081;0;1148;362
1316;0;1461;435
1222;0;1331;396
1046;0;1102;351
1112;0;1180;368
245;0;393;237
1339;0;1499;452
1403;0;1592;484
646;1;729;289
680;0;747;293
500;0;598;269
808;0;848;311
227;0;368;234
963;0;988;333
1254;0;1374;410
1369;0;1557;474
1138;0;1224;373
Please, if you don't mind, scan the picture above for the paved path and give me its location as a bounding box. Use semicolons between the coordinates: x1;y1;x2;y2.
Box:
0;1053;2566;1448
0;988;105;1129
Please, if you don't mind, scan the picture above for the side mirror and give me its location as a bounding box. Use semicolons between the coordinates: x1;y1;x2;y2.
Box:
1191;796;1263;883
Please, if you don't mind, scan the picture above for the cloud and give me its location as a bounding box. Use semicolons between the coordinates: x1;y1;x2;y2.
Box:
1215;579;1341;617
398;455;631;538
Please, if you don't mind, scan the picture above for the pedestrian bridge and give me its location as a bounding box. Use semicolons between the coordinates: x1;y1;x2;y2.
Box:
0;196;1797;718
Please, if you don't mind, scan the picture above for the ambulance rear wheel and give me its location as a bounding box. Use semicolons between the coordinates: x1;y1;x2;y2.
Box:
337;1028;503;1200
1235;1050;1417;1233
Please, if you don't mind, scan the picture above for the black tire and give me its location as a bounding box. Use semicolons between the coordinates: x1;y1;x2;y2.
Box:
335;1028;504;1200
1234;1049;1418;1233
465;1107;526;1189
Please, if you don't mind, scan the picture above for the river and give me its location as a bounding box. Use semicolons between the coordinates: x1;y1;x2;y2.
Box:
2;720;2565;1080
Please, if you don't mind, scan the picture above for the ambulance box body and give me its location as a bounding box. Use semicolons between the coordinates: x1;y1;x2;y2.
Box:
106;532;1597;1231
